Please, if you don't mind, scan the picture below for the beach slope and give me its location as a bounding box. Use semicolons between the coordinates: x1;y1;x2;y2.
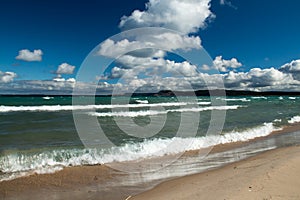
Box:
133;145;300;200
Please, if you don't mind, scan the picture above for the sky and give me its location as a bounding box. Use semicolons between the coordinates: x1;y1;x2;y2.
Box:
1;0;300;94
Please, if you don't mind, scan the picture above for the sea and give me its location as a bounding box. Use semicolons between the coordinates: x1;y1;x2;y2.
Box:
1;95;300;184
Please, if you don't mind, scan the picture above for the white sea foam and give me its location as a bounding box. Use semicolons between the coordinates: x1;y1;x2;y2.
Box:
225;98;251;102
288;116;300;124
175;105;240;112
273;119;282;122
251;96;267;100
0;122;278;181
197;102;211;105
0;101;223;113
88;105;242;117
289;97;297;100
42;96;54;100
90;110;165;117
0;102;198;113
135;100;149;104
217;98;251;102
0;105;90;112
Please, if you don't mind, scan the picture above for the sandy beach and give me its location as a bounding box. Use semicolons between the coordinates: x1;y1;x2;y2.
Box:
1;125;300;200
0;164;118;200
1;123;300;200
132;145;300;200
2;145;299;200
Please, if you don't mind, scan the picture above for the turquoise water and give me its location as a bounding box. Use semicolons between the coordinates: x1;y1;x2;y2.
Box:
0;95;299;180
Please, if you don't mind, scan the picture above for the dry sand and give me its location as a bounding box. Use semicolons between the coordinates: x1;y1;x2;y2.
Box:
132;145;300;200
0;165;119;200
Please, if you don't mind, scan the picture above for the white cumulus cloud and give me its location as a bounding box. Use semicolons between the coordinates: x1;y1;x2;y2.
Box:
151;32;202;50
98;39;144;58
108;56;198;79
98;33;201;58
212;56;242;72
0;71;17;83
16;49;43;62
97;0;210;84
119;0;214;34
109;67;138;79
248;67;295;87
280;59;300;72
280;59;300;81
223;67;296;89
56;63;76;74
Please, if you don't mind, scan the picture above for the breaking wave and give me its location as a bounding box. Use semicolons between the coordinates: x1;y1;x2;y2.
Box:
88;105;242;117
0;122;278;181
288;116;300;124
0;102;216;113
215;97;251;102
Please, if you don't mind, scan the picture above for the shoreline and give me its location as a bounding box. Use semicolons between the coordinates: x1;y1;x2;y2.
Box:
132;145;300;200
1;123;300;199
208;122;300;154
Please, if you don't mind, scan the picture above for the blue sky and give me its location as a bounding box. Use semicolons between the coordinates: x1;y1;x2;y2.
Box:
1;0;300;93
203;0;300;69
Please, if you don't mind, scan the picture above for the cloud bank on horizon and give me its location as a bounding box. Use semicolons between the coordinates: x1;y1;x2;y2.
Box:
1;0;300;94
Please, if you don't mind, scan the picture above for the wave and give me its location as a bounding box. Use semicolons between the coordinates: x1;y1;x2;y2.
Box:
0;101;222;113
251;96;267;100
42;96;54;100
289;97;297;100
273;119;282;122
0;102;202;113
288;116;300;124
197;102;211;105
88;105;242;117
135;100;149;104
217;97;251;102
0;122;278;181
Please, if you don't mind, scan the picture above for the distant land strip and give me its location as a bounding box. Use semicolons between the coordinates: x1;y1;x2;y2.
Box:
2;90;300;97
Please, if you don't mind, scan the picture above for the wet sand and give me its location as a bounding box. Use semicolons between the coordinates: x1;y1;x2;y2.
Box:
132;145;300;200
